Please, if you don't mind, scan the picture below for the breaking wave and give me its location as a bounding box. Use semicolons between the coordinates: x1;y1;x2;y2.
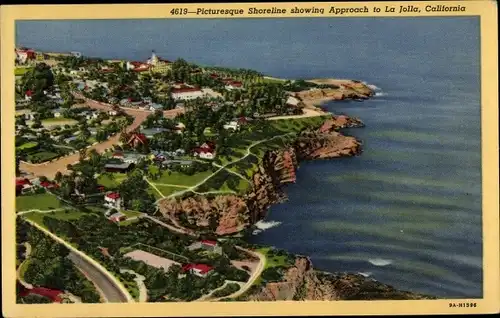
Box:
252;220;282;235
368;258;393;266
375;92;388;97
358;272;372;277
363;82;381;91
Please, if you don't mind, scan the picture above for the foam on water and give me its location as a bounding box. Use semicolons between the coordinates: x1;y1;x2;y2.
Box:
358;272;372;277
252;220;282;235
368;258;393;266
375;92;388;97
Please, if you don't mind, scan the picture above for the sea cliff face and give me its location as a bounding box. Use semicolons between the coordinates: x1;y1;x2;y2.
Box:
242;257;435;301
157;115;363;235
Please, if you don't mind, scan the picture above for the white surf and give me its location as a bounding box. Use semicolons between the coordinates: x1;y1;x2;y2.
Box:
368;258;393;266
252;220;282;235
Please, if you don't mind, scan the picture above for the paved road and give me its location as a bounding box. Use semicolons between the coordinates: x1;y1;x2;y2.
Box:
68;252;128;303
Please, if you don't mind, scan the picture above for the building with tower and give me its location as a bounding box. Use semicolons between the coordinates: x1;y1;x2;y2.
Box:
147;50;172;73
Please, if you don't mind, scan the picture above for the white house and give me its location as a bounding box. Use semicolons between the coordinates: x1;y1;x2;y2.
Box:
223;121;240;131
171;87;205;101
193;142;216;160
108;110;118;116
182;264;214;278
104;192;122;210
286;96;300;107
51;108;63;118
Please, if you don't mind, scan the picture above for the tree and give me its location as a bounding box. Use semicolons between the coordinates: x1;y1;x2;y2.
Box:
54;171;63;183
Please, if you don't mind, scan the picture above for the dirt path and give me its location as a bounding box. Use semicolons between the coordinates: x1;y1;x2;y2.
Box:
119;269;148;302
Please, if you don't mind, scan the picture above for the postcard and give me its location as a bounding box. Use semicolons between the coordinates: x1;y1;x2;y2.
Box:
1;1;499;317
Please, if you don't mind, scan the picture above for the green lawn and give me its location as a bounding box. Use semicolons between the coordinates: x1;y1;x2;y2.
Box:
152;185;186;197
121;210;143;218
16;193;63;212
27;151;60;163
22;212;46;227
97;173;128;189
255;247;288;269
15;67;32;76
154;170;213;187
16;142;39;151
194;169;251;194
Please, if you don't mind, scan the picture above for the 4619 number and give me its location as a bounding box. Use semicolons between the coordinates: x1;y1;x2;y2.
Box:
170;8;188;15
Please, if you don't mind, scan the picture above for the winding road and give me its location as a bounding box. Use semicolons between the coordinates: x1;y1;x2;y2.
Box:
24;218;133;303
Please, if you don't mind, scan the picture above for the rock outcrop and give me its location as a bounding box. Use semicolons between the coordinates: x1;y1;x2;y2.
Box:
244;257;434;301
157;115;364;235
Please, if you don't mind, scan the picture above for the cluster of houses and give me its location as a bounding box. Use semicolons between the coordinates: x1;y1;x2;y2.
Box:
15;47;46;65
15;178;59;196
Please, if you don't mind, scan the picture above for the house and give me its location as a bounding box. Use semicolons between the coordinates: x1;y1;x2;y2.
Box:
161;159;193;169
104;192;122;210
171;87;205;101
181;263;214;278
39;181;59;190
149;103;164;111
16;48;36;64
108;109;118;116
286;96;301;107
22;111;36;121
141;127;168;138
147;51;172;73
25;90;33;101
19;287;64;303
88;128;98;136
82;110;99;120
51;108;64;118
16;178;33;195
112;151;146;164
126;61;150;72
127;133;148;148
193;142;216;160
104;161;135;173
63;136;78;144
224;117;248;131
224;80;243;90
187;240;223;254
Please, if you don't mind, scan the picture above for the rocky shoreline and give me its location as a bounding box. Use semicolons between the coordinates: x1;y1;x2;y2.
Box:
157;82;435;300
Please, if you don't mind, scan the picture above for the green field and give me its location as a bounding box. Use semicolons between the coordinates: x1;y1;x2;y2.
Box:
152;185;186;197
26;151;60;163
256;247;289;269
16;193;63;212
15;67;33;76
194;169;251;194
16;142;39;151
154;170;213;187
97;173;128;189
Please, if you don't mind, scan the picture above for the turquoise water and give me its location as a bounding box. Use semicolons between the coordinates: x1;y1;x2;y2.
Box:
16;17;482;298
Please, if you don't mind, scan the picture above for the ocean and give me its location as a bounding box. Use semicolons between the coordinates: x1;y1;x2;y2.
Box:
16;16;482;298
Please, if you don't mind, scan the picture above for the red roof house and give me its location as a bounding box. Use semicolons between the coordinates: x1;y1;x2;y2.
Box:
201;240;218;247
127;133;148;148
193;142;216;159
40;181;58;189
182;263;214;277
19;287;64;303
106;192;121;200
